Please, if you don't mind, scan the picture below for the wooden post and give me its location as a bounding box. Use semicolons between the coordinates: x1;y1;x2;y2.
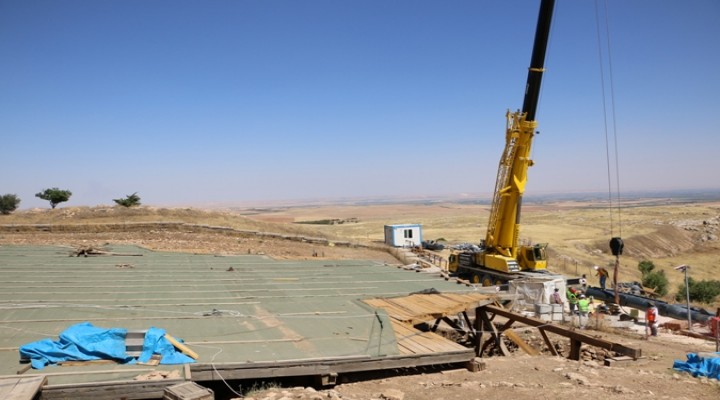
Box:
474;307;483;356
569;338;582;361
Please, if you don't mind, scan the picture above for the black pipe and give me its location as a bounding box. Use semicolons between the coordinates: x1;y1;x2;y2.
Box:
585;286;714;323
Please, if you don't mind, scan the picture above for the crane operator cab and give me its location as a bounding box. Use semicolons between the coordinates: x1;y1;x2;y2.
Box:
517;243;548;271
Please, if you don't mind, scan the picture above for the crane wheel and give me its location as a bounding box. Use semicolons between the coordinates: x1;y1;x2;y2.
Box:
471;274;481;284
482;275;494;287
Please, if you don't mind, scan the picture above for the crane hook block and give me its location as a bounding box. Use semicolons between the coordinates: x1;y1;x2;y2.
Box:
609;237;624;256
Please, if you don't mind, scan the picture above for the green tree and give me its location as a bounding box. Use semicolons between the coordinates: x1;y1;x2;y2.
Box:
637;260;667;296
676;277;720;303
642;270;669;296
638;260;655;275
0;194;21;215
113;192;141;208
35;188;72;209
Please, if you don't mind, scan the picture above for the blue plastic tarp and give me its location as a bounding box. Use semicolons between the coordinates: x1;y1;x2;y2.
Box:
673;352;720;380
19;322;195;369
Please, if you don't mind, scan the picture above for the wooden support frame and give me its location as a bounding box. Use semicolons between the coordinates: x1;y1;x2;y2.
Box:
477;304;641;360
477;306;510;356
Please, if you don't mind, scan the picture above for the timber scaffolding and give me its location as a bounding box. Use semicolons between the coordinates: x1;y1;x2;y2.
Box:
0;245;641;400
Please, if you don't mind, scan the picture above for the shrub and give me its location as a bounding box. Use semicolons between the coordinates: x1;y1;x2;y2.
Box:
113;192;141;208
676;277;720;304
638;260;655;275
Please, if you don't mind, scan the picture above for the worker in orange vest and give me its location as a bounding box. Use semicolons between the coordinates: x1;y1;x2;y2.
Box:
594;265;610;290
646;302;658;337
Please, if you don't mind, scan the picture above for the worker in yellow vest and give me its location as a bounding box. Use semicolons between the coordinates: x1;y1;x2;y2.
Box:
578;294;591;328
566;288;578;315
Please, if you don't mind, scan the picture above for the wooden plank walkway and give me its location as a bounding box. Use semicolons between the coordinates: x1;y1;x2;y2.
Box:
0;376;46;400
391;320;467;354
364;292;494;355
364;292;493;325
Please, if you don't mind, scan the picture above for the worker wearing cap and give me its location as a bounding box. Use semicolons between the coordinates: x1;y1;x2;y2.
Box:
578;294;591;328
551;288;563;305
594;265;609;290
646;302;659;337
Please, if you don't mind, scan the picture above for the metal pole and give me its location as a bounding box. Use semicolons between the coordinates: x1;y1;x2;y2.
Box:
685;266;692;332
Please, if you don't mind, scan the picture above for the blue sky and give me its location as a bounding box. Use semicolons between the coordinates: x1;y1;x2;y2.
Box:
2;0;719;209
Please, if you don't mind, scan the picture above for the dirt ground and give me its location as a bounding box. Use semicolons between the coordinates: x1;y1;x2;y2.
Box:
234;326;720;400
1;205;719;399
0;229;400;264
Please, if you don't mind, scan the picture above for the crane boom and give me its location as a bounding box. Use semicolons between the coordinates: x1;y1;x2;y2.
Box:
522;0;555;121
484;0;554;274
448;0;556;284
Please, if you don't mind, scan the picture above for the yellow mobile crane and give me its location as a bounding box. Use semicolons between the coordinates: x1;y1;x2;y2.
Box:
449;0;559;286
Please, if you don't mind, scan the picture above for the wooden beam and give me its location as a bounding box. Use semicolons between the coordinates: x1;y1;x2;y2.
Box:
41;378;185;400
190;352;475;381
499;319;515;331
430;318;442;332
504;330;539;356
58;360;118;367
15;364;31;375
474;306;483;356
538;328;559;357
461;311;476;337
0;368;156;380
165;334;199;360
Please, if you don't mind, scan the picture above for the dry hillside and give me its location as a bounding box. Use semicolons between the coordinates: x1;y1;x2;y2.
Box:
0;206;397;263
236;199;720;305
